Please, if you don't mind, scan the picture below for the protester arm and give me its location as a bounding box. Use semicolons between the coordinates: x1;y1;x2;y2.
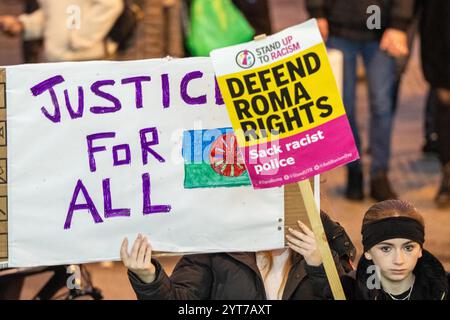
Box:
69;0;123;50
128;255;213;300
321;210;357;273
304;250;352;299
18;9;44;41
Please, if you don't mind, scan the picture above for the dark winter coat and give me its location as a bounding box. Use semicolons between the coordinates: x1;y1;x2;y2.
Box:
420;0;450;89
128;211;356;300
307;249;449;300
306;0;415;41
233;0;272;36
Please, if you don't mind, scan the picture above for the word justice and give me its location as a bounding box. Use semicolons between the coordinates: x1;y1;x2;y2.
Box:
30;71;224;123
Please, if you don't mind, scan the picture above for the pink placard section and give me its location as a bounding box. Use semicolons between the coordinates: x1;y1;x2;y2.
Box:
241;115;359;189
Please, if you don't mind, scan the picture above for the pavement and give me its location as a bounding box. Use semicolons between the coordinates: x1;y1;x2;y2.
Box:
0;0;448;300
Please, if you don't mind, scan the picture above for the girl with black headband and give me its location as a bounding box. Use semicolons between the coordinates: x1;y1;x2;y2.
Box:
306;200;449;300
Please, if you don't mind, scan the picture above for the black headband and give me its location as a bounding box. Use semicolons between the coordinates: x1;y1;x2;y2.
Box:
361;217;425;252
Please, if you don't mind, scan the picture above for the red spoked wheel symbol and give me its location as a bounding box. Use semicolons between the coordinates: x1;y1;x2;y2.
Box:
209;133;246;177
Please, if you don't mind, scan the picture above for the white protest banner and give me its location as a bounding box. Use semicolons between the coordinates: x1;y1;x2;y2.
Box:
5;58;284;267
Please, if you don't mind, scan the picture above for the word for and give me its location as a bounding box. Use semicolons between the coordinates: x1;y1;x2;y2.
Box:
30;71;224;123
87;126;164;172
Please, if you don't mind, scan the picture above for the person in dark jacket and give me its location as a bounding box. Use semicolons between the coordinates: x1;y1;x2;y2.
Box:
420;0;450;207
306;0;415;202
232;0;272;36
120;211;356;300
307;200;448;300
22;0;42;63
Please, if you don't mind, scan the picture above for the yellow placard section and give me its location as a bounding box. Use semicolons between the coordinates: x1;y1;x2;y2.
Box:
217;43;346;147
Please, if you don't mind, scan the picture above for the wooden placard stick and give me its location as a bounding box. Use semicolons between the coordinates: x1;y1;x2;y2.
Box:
298;179;345;300
251;34;345;299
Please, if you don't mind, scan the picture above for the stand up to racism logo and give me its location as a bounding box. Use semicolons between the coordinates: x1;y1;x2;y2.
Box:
236;50;256;69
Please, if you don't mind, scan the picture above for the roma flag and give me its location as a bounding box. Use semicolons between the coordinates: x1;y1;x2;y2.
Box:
182;128;251;188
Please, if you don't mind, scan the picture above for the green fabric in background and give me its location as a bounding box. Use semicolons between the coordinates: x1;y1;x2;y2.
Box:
187;0;255;56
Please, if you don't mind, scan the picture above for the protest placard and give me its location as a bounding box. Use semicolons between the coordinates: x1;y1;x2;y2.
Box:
211;19;356;299
211;19;358;189
3;58;294;267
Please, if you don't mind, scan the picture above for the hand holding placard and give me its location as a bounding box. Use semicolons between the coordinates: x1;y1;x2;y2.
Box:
121;234;156;284
286;220;322;267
